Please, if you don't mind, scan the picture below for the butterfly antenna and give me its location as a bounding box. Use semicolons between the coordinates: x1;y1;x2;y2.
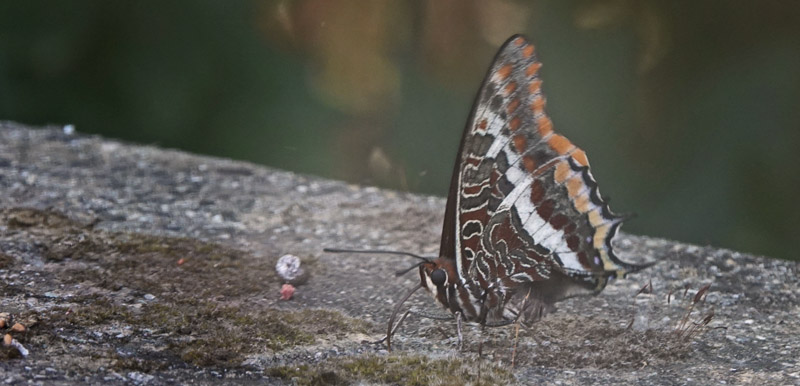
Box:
323;248;433;263
393;262;428;277
323;248;434;277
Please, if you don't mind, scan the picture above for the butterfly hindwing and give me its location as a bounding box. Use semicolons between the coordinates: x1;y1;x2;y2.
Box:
441;35;646;310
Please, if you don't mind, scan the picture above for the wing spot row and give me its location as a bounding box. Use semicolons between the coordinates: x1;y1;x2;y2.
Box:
528;80;542;95
531;95;545;115
525;62;542;77
547;134;575;156
522;44;535;58
513;134;527;154
507;98;521;115
505;81;517;95
537;116;553;137
497;64;513;80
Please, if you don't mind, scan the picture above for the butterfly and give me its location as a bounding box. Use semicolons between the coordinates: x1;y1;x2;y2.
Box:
327;34;652;350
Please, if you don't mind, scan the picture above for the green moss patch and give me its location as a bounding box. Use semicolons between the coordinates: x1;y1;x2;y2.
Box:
268;354;514;385
154;305;367;368
32;298;367;369
147;303;368;367
1;207;270;300
1;208;369;369
4;207;77;229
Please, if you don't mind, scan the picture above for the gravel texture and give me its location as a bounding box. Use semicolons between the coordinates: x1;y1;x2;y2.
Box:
0;121;797;385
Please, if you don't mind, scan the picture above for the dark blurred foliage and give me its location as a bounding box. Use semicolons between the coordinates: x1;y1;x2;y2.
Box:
1;0;798;260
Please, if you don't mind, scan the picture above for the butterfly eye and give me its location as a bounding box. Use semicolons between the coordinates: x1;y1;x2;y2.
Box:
430;269;447;286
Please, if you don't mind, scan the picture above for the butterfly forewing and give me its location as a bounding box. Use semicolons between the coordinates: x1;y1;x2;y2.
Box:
440;35;645;317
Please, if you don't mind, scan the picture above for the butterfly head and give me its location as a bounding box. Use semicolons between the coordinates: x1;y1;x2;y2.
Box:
419;258;458;309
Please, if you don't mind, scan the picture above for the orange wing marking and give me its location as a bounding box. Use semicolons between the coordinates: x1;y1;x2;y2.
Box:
496;64;512;81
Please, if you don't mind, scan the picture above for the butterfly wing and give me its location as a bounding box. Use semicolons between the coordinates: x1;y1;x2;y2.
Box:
440;35;648;308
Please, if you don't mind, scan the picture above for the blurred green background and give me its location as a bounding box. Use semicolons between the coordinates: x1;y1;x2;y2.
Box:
1;1;798;260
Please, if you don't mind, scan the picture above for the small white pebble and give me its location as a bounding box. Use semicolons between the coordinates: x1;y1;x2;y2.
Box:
276;254;307;285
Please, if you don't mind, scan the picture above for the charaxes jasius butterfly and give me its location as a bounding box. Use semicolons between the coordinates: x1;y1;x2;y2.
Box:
326;34;653;350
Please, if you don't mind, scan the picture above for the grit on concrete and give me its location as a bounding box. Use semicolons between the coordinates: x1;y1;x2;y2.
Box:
0;121;797;385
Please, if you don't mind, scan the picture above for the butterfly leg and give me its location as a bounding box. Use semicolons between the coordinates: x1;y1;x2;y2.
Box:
456;311;464;351
477;277;507;325
477;321;487;382
511;288;533;368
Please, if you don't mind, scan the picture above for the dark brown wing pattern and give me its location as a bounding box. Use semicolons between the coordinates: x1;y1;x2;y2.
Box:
440;35;648;320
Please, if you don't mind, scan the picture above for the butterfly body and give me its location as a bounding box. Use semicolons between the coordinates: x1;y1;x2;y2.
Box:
418;35;650;327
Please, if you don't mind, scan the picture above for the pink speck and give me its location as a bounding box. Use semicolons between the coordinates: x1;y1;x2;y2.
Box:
280;284;295;300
